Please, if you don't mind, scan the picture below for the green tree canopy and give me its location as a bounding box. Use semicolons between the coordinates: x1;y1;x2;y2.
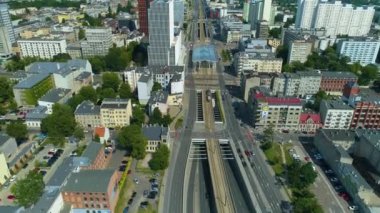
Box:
152;82;162;92
52;53;71;62
117;125;147;159
269;28;282;39
358;64;378;86
149;144;170;170
78;86;97;103
41;104;77;146
119;83;133;99
0;77;14;103
131;106;146;125
102;72;121;92
89;56;107;74
263;123;274;143
288;162;318;189
6;121;28;142
11;171;44;207
78;28;85;40
73;126;85;140
149;108;172;126
101;88;117;99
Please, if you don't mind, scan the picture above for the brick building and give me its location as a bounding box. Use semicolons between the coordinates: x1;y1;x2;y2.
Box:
343;83;380;129
137;0;152;36
61;169;120;212
298;113;322;133
320;71;358;95
80;142;111;170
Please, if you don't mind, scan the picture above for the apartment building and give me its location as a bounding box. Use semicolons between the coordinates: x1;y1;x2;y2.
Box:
148;90;169;115
81;27;113;58
37;88;71;114
295;0;374;37
299;113;322;133
288;40;313;63
74;100;102;128
234;52;282;76
320;71;358;95
142;125;170;152
248;87;303;130
337;38;380;66
100;98;132;128
61;169;119;212
343;83;380;129
0;153;10;186
320;100;354;130
137;73;154;105
271;71;321;97
17;37;67;59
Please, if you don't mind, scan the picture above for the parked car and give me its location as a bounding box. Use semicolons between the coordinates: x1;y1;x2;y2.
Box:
22;163;28;169
143;190;149;197
349;205;358;210
121;160;128;164
330;177;338;182
43;156;50;160
132;191;137;198
9;175;17;182
39;170;47;176
127;169;132;175
148;191;157;199
128;198;133;205
7;195;15;200
325;169;334;174
134;178;139;184
140;201;149;208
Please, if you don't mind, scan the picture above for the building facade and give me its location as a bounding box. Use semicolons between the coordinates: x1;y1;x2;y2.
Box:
320;71;358;95
320;100;354;130
17;38;67;59
0;3;15;44
138;0;152;35
81;27;113;58
0;153;10;186
0;26;13;59
298;113;322;133
248;88;303;130
271;71;321;97
100;98;132;128
137;73;154;105
337;38;380;66
287;40;313;63
234;52;282;75
74;100;102;128
142;125;170;152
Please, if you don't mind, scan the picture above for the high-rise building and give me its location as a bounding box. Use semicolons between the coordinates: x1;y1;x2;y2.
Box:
0;26;12;59
337;38;380;66
0;3;15;44
256;20;269;38
148;0;182;66
138;0;153;36
173;0;184;27
295;0;374;37
248;0;272;30
287;40;313;63
81;27;113;58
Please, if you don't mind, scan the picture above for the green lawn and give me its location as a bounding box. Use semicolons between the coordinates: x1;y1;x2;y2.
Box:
137;203;157;213
115;178;133;213
263;143;294;175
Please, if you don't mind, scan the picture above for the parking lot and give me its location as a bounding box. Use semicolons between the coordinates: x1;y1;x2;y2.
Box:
0;142;76;206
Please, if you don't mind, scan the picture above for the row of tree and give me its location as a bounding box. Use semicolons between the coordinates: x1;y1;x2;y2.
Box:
277;46;379;86
0;77;17;115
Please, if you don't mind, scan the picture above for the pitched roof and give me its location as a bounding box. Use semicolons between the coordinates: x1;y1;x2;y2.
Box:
0;134;12;146
74;100;100;115
299;113;321;124
81;142;102;164
38;88;71;103
46;157;75;187
94;127;106;137
62;169;115;193
142;125;168;141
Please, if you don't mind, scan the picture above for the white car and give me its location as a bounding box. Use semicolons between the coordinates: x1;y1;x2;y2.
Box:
9;175;17;182
349;205;358;210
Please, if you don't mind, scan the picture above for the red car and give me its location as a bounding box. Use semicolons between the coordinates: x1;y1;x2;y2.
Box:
304;156;310;161
7;195;15;200
244;150;250;156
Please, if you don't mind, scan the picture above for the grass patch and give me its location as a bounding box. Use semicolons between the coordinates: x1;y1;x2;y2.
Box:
137;203;157;213
75;145;87;156
115;177;134;213
174;118;183;129
284;144;294;166
263;143;283;175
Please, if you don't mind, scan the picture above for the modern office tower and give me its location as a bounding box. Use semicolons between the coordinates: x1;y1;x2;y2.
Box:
295;0;318;29
287;40;313;63
248;0;271;29
0;26;12;59
173;0;184;27
256;20;269;38
17;38;67;59
295;0;374;37
138;0;153;36
337;38;380;66
81;27;112;58
243;0;251;22
148;0;181;66
0;3;15;44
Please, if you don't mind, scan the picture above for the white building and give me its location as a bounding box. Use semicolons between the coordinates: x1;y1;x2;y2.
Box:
272;72;321;97
295;0;374;37
287;40;313;63
37;88;71;114
0;26;12;59
0;3;16;44
148;91;169;115
25;105;48;129
81;27;113;58
337;38;380;66
18;37;67;59
123;66;184;93
234;52;282;75
148;0;182;65
320;100;354;130
137;73;153;105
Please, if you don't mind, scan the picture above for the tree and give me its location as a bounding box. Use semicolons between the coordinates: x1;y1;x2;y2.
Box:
358;65;378;86
41;104;76;146
149;144;170;170
119;83;133;99
117;125;147;159
269;27;282;39
152;82;162;92
102;72;121;92
131;106;146;125
78;28;85;40
73;126;85;140
101;88;117;99
292;189;323;213
89;56;106;74
276;45;288;63
105;46;129;71
288;162;317;189
263;123;274;143
6;121;28;142
0;77;13;103
150;108;163;124
310;91;330;112
11;171;44;207
52;53;71;62
78;86;97;103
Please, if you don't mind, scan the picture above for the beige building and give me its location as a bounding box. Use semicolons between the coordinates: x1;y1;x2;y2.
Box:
19;28;51;39
234;52;282;76
267;38;281;49
287;40;313;64
142;125;170;152
74;100;101;128
248;88;302;130
0;153;11;186
100;98;132;128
